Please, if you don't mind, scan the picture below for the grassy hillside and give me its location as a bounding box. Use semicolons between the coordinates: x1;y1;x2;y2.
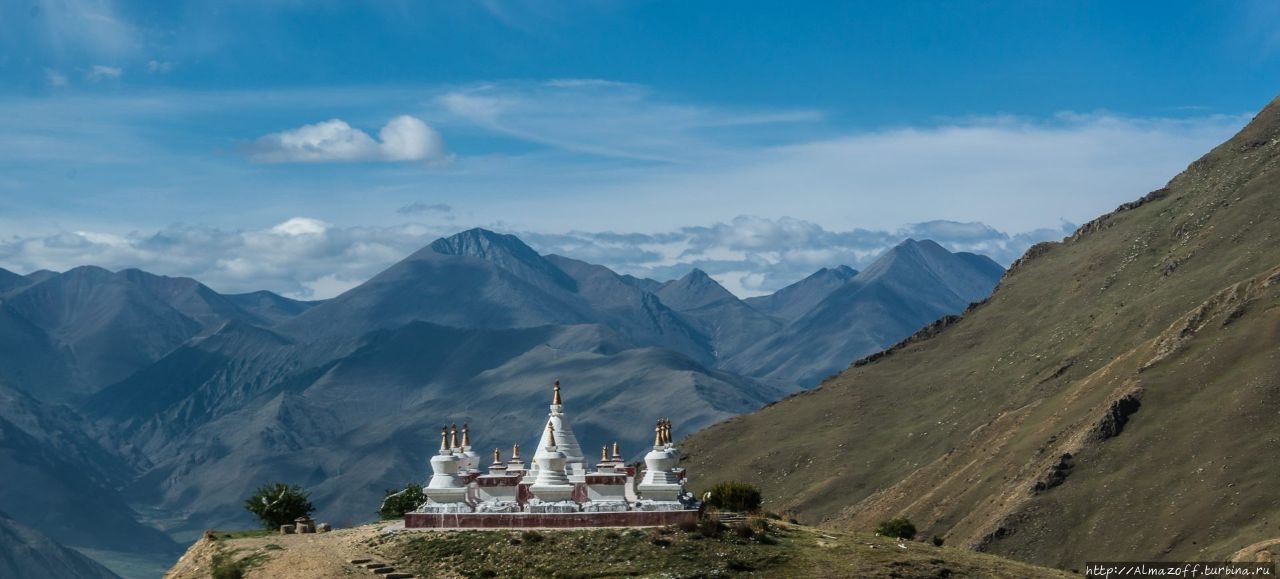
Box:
681;95;1280;569
166;521;1073;578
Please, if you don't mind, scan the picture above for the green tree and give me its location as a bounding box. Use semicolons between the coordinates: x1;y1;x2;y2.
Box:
244;483;314;530
704;481;763;512
378;483;425;520
876;517;917;540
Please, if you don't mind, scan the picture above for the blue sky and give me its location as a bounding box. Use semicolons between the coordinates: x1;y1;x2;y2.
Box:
1;1;1277;297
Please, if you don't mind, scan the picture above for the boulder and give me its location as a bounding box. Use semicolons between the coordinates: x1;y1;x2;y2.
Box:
279;524;295;535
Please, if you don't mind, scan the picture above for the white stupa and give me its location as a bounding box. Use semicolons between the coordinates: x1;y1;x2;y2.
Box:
420;426;471;512
527;381;587;482
458;423;481;473
636;419;686;510
527;422;577;512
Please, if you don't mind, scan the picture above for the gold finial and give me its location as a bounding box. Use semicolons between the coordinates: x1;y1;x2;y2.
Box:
493;447;502;464
553;380;562;405
545;421;557;449
439;426;448;451
601;445;608;461
611;441;621;461
462;423;471;447
654;420;663;446
511;442;521;460
666;419;674;445
450;424;458;449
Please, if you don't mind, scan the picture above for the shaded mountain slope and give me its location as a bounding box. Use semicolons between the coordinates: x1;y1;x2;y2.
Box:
0;512;121;579
544;254;713;364
0;384;178;556
683;95;1280;568
0;267;304;401
744;265;858;321
223;290;319;324
657;269;785;361
281;229;594;338
0;267;31;294
725;240;1003;386
98;321;778;534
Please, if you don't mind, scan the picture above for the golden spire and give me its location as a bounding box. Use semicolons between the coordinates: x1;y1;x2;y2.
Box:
654;420;663;447
462;423;471;447
511;442;521;460
439;426;448;451
664;419;673;445
493;447;502;464
450;424;458;449
611;441;621;461
553;380;562;405
601;445;608;461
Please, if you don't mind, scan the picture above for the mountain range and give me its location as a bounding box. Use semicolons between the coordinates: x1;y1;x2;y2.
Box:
684;95;1280;569
0;227;1001;573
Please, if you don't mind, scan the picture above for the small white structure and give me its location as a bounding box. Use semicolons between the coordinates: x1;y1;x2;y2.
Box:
527;381;587;482
415;381;697;517
420;426;471;513
457;423;481;474
635;419;689;510
474;448;521;513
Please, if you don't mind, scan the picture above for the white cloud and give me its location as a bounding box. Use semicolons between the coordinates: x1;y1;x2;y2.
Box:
0;216;1071;300
435;80;822;162
86;64;122;81
271;217;329;236
44;69;68;87
146;60;174;74
246;116;450;164
22;0;140;60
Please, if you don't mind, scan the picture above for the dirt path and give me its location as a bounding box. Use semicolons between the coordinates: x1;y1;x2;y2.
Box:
1230;537;1280;563
165;524;395;579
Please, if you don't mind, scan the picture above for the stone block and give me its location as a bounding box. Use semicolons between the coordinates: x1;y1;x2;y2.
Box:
316;522;331;533
296;523;313;533
279;524;295;534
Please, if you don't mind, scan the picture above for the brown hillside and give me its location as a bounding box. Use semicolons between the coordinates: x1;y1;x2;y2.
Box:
682;94;1280;569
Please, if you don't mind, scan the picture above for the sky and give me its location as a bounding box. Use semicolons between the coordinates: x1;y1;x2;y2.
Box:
1;1;1278;298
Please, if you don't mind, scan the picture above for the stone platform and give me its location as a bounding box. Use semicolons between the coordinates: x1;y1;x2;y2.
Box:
404;509;699;529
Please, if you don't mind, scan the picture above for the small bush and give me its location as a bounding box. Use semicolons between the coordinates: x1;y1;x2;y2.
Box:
378;483;425;520
732;522;755;539
758;533;779;545
876;517;917;540
704;481;763;513
520;530;544;543
932;535;945;546
697;518;724;539
244;483;314;530
764;511;782;520
676;520;699;533
749;518;770;535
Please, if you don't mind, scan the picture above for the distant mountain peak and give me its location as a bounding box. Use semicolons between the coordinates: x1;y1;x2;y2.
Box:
428;228;539;260
657;269;737;311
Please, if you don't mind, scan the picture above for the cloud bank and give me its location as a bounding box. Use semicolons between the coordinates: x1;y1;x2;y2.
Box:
0;217;1072;300
246;115;450;164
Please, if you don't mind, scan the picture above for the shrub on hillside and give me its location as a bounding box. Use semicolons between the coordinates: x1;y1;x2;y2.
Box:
875;517;917;540
378;483;425;520
244;483;314;530
704;481;763;512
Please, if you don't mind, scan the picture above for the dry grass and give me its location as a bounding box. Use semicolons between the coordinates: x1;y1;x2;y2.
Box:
682;95;1280;569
